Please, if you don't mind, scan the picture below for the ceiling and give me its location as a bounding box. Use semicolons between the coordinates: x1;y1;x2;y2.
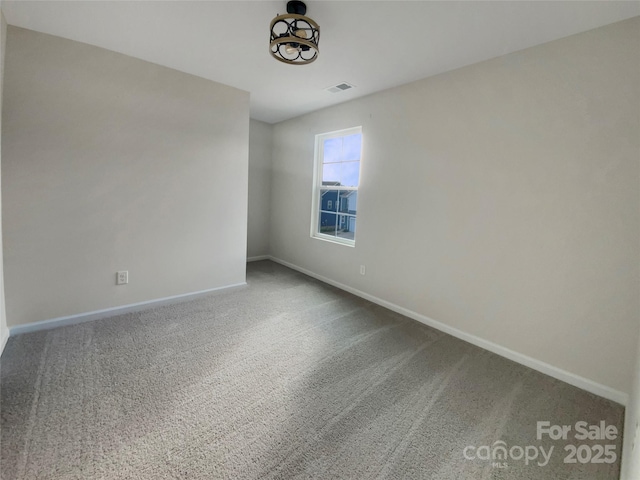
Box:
3;1;639;124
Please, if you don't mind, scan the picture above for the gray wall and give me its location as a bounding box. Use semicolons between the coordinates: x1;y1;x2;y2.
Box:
270;18;640;395
0;10;7;351
247;119;273;258
2;27;249;327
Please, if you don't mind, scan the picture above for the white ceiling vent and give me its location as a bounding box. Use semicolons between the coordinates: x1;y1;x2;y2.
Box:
325;82;355;94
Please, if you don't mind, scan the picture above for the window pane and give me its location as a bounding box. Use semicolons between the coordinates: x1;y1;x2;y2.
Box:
337;215;356;240
323;138;341;163
340;161;360;187
319;211;338;236
322;163;341;185
342;134;362;161
320;190;338;212
314;127;361;245
339;191;357;215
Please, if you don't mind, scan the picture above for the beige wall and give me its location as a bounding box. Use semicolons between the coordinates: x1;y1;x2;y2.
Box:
0;9;7;352
270;18;640;396
247;119;273;258
2;27;249;327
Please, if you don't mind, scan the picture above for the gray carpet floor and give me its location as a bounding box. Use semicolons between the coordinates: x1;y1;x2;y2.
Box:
0;260;625;479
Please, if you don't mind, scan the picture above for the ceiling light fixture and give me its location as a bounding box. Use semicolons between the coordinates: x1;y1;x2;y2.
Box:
270;1;320;65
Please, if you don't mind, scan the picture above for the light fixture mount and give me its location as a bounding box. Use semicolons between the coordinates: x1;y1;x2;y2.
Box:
270;1;320;65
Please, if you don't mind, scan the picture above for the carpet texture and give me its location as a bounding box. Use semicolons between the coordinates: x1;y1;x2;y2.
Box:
0;260;625;479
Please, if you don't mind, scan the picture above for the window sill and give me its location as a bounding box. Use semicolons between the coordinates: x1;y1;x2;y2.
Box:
311;234;355;248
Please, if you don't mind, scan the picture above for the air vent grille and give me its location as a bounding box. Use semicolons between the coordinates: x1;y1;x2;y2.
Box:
325;82;355;94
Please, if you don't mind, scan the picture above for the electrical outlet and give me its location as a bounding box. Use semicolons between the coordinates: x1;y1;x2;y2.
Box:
360;265;366;275
116;271;128;285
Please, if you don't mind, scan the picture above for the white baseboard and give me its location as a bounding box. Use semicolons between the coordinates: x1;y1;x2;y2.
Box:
269;255;628;406
247;255;270;262
9;282;247;337
0;328;9;357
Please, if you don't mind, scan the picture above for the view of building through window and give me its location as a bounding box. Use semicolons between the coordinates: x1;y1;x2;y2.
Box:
312;127;362;245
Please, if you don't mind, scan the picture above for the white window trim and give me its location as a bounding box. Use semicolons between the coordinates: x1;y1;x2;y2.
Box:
310;126;362;247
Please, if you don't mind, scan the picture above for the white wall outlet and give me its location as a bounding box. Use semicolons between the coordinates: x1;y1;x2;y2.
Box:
116;271;128;285
360;265;366;275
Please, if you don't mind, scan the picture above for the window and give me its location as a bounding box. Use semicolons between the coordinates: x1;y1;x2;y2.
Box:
311;126;362;246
